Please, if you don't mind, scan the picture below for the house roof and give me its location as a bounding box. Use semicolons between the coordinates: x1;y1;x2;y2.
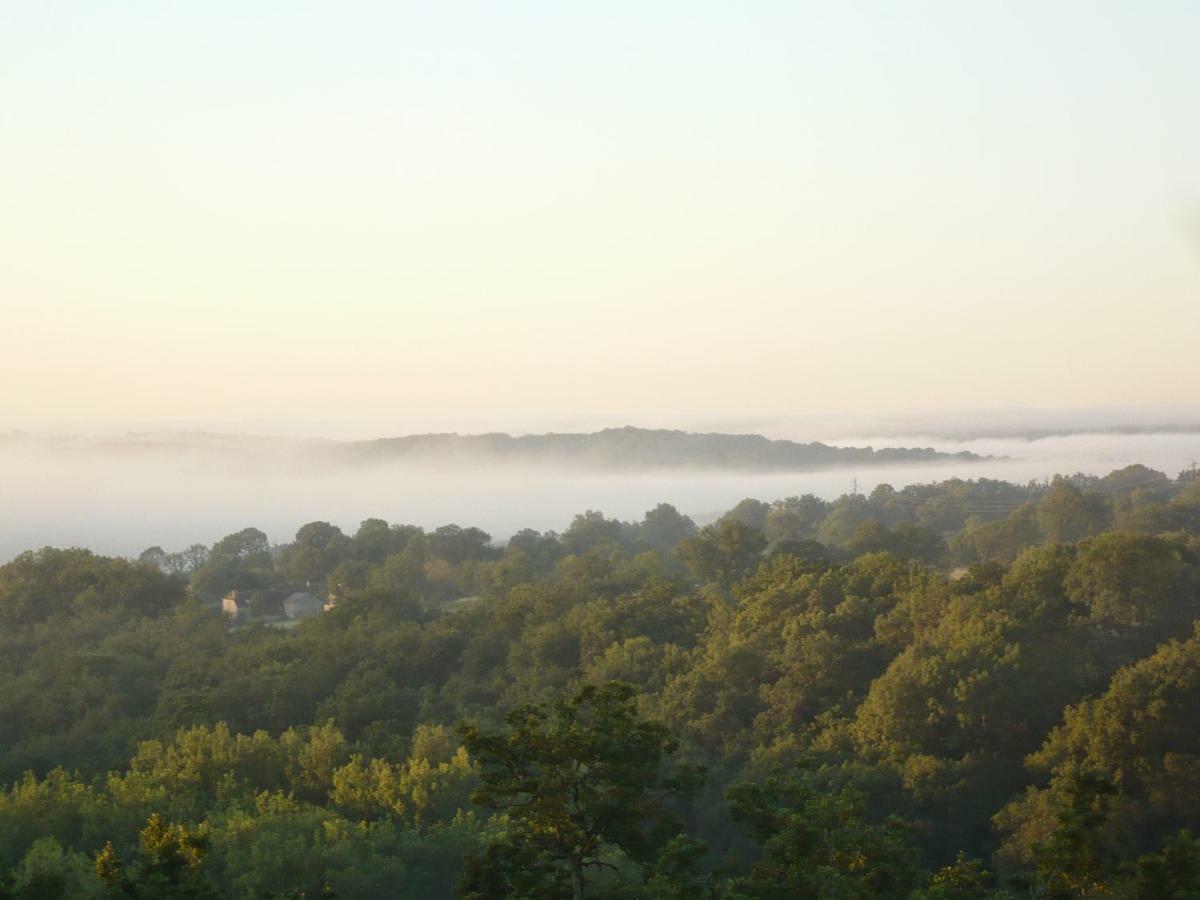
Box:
224;585;319;613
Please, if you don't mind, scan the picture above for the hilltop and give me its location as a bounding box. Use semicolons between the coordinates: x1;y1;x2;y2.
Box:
341;425;984;470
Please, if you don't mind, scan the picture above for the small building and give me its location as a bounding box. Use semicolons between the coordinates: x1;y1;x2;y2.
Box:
323;586;342;612
282;591;324;620
221;585;326;622
221;590;251;619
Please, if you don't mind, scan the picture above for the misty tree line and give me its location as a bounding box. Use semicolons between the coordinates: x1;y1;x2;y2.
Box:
1;463;1200;896
137;463;1198;600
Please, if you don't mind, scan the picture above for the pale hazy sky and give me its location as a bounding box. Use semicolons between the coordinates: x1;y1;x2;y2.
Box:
3;2;1198;438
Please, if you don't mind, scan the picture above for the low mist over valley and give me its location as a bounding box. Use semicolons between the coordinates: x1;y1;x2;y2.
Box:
2;423;1198;562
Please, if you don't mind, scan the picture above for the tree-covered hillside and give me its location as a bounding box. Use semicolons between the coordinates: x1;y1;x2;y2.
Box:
2;464;1200;897
342;426;984;470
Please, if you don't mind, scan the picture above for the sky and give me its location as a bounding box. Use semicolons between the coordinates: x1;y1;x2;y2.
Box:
2;2;1199;439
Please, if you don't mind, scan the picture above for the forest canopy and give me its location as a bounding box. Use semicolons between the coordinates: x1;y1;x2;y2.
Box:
2;463;1200;897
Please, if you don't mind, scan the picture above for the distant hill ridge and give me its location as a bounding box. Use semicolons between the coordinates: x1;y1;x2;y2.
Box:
342;426;985;471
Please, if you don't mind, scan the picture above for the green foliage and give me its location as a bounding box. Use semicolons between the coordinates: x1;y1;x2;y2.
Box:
1123;830;1200;899
279;522;352;588
676;520;766;585
189;528;274;600
720;499;770;532
562;511;628;556
846;521;947;565
1;468;1200;896
1033;772;1120;898
725;775;925;898
996;626;1200;873
639;504;698;554
1035;479;1111;544
764;494;830;546
5;837;102;899
95;814;216;898
0;548;183;624
921;851;990;899
458;682;702;899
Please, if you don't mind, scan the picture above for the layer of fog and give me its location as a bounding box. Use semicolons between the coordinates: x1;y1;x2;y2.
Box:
18;404;1200;444
1;431;1198;562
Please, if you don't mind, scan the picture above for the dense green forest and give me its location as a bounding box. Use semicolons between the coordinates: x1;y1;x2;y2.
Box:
3;464;1200;897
